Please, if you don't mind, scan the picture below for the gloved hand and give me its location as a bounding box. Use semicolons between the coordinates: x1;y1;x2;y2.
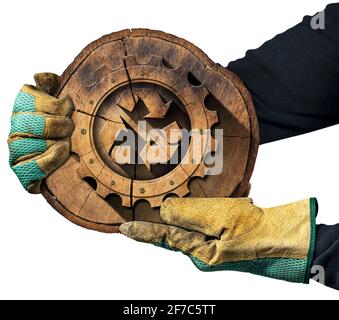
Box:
120;197;317;283
8;73;74;193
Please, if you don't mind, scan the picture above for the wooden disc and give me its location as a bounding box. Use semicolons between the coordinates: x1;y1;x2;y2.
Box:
41;29;259;233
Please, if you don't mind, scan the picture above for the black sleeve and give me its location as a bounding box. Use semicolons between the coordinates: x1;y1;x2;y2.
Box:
227;3;339;144
312;224;339;290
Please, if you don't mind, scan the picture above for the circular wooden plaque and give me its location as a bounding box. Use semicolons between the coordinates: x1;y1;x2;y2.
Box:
41;29;259;233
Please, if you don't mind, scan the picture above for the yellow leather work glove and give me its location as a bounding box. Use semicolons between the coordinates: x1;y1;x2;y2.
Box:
8;73;74;193
120;197;317;283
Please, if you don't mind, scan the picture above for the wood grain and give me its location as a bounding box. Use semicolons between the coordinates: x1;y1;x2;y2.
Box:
41;29;259;233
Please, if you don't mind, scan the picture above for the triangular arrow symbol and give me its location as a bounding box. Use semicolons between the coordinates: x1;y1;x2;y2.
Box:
135;89;172;118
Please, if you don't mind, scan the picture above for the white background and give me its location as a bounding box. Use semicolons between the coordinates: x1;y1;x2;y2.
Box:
0;0;338;300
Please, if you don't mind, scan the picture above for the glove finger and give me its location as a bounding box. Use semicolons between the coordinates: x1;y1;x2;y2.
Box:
10;112;74;139
26;180;43;194
119;221;208;255
160;197;259;238
11;141;70;193
8;137;66;166
34;141;70;176
13;85;73;116
34;73;60;96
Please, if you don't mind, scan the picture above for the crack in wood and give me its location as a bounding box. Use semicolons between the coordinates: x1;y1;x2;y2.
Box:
44;29;258;232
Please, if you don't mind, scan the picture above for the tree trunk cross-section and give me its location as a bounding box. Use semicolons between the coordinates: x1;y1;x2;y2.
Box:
41;29;259;233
